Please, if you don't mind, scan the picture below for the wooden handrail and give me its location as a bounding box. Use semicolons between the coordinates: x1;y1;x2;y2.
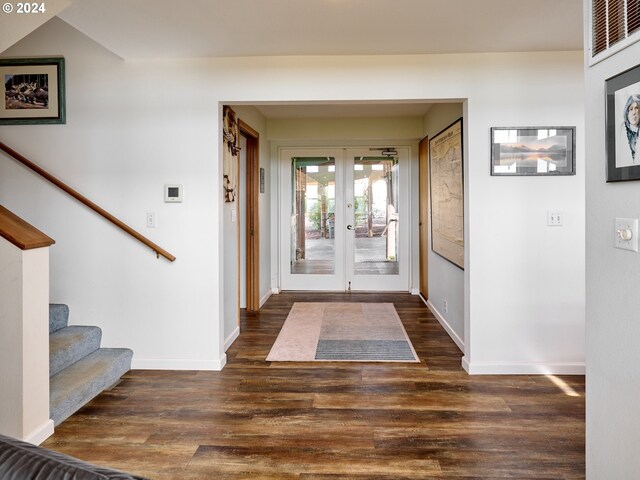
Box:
0;141;176;262
0;204;55;250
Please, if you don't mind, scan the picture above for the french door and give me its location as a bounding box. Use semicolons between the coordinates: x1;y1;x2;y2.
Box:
279;147;409;291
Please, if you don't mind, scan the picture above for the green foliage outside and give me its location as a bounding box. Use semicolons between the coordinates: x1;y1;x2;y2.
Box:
307;196;365;231
308;201;323;231
307;199;336;231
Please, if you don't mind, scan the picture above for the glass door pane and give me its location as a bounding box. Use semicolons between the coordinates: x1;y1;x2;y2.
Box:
280;147;408;292
346;148;408;291
352;156;399;275
290;157;336;275
280;148;345;291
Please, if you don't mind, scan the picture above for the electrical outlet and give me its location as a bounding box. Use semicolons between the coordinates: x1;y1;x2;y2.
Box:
547;211;564;226
443;299;448;313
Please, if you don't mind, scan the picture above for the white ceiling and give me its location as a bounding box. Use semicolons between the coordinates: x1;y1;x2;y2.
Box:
58;0;584;60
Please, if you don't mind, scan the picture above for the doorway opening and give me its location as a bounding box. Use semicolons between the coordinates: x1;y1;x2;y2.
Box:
279;147;409;291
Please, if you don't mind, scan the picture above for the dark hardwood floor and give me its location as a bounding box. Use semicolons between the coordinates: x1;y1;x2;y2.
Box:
43;292;585;479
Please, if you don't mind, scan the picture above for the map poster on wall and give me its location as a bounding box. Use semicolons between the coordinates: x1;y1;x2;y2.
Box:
429;118;464;269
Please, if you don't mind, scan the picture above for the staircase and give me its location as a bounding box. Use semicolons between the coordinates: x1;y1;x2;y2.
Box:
49;304;133;426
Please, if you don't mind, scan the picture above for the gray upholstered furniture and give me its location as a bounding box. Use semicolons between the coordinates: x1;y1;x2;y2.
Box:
0;434;147;480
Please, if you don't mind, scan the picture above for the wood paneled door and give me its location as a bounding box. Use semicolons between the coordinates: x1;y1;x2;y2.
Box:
238;119;260;312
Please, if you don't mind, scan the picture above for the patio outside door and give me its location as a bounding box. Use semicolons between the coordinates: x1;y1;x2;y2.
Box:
279;147;409;291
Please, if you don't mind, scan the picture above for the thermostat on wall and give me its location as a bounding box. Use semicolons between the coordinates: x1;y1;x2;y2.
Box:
164;184;183;203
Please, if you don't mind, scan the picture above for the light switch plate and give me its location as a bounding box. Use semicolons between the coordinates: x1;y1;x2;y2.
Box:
615;217;638;252
146;212;156;228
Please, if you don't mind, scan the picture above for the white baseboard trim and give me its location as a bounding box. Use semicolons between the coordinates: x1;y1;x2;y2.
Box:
224;326;240;351
271;288;280;294
462;357;585;375
425;298;464;352
462;356;471;373
132;356;227;371
260;289;273;307
218;353;227;370
410;288;420;295
25;419;54;445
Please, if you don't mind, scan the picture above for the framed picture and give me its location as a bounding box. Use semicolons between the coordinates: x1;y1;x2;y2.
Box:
1;57;65;125
429;118;464;269
606;64;640;182
222;105;239;202
490;127;575;176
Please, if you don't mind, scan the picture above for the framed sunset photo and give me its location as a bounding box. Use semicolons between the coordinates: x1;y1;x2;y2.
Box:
490;126;575;176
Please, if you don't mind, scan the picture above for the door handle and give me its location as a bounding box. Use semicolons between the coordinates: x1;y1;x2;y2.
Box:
347;225;353;230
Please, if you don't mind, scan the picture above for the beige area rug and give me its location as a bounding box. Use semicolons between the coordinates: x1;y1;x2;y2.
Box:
266;302;419;362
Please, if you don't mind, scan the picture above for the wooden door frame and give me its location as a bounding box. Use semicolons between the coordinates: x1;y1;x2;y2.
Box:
238;119;260;312
418;135;429;300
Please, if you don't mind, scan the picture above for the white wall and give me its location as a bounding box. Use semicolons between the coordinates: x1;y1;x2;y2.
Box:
423;104;465;348
462;61;585;375
267;117;424;141
0;18;585;374
1;19;226;370
583;1;640;475
222;140;240;347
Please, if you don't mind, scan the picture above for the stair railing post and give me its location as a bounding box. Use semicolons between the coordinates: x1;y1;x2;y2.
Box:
0;207;55;444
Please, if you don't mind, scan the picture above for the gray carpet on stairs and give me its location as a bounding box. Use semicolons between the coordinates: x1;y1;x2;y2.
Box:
48;304;69;334
49;326;102;377
48;304;133;426
50;347;133;426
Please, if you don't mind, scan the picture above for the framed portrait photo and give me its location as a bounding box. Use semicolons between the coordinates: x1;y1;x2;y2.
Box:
606;64;640;182
490;127;575;176
0;57;66;125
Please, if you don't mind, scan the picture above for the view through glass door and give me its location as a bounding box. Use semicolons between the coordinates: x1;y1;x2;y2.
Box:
345;148;408;291
280;147;408;291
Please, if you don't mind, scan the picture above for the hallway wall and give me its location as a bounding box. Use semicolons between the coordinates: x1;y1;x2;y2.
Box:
583;0;640;474
423;103;465;347
222;105;271;349
0;17;585;372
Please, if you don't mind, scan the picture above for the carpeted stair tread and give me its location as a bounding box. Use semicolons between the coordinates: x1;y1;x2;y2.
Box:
49;304;69;334
50;348;133;426
49;326;102;377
